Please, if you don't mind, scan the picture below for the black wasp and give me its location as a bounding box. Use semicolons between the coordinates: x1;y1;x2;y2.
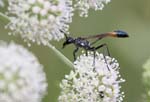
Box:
62;30;129;63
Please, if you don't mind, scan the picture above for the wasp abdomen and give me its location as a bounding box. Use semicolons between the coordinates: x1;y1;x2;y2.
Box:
114;30;129;38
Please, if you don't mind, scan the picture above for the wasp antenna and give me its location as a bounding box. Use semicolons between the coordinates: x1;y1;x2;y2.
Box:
64;33;68;38
60;30;68;39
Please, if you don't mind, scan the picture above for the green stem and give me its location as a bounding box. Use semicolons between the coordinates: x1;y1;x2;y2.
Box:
0;12;74;68
0;12;10;23
47;43;74;68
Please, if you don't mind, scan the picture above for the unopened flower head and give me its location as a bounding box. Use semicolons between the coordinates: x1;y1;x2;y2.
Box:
58;52;125;102
0;41;47;102
6;0;73;46
142;58;150;99
74;0;111;17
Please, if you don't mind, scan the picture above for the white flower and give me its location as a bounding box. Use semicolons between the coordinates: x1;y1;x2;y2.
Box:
142;58;150;100
0;0;4;7
58;52;125;102
0;41;47;102
6;0;73;46
74;0;111;17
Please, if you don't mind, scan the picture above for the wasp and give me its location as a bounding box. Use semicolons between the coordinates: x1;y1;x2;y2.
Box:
62;30;129;69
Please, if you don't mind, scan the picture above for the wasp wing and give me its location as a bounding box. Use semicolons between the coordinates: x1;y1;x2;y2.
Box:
81;33;108;40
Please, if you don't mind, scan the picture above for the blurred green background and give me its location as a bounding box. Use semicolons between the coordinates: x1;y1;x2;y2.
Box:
0;0;150;102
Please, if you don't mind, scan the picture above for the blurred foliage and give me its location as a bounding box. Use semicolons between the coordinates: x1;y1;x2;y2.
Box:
0;0;150;102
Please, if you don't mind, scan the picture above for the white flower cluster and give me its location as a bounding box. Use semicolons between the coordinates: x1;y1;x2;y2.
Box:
0;0;4;7
74;0;111;17
0;41;47;102
143;58;150;98
6;0;73;46
58;52;125;102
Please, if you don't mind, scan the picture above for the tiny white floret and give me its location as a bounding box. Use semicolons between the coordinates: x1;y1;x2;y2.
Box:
74;0;111;17
0;41;47;102
58;52;125;102
6;0;74;46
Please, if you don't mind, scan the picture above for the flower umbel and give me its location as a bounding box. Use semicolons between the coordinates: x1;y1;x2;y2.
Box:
74;0;111;17
58;52;125;102
0;41;47;102
142;58;150;100
6;0;73;46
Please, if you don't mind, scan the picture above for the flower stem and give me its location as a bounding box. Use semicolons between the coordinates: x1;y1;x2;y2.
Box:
47;43;74;68
0;12;74;68
0;12;10;23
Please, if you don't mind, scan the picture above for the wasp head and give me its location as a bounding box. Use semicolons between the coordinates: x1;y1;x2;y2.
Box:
62;37;74;49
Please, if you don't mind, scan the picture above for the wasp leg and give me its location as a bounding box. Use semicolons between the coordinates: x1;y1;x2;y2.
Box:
93;49;96;66
95;43;110;71
88;47;96;66
95;43;110;56
85;50;88;56
73;47;79;61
